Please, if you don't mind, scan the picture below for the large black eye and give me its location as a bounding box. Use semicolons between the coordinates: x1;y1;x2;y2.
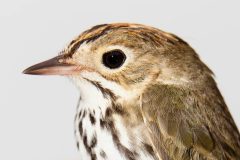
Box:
102;50;126;69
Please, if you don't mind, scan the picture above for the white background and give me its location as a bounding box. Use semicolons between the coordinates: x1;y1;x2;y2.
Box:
0;0;239;160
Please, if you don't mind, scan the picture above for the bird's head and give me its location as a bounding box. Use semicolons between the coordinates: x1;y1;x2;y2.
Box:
23;23;212;100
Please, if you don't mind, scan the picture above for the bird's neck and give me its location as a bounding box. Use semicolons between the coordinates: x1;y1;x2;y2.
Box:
75;78;112;117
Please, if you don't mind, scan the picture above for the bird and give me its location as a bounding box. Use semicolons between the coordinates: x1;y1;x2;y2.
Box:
23;23;240;160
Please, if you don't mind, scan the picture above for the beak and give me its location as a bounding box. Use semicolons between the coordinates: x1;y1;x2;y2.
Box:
23;55;80;75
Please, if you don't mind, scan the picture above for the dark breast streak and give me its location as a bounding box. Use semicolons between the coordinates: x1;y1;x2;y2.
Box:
75;80;157;160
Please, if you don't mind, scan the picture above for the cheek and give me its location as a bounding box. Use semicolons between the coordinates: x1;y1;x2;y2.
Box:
122;73;146;84
79;71;137;100
122;65;150;85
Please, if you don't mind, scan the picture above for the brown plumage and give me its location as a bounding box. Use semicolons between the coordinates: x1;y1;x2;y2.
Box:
24;23;240;160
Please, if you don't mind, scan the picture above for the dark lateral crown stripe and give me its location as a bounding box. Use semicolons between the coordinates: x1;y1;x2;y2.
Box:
68;24;131;56
67;23;188;57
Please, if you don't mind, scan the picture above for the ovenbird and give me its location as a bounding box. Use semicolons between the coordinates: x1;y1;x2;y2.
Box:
23;23;240;160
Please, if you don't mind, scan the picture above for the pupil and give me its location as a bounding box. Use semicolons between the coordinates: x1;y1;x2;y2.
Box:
103;50;126;69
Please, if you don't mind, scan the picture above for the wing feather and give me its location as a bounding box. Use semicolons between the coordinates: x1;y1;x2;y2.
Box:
141;84;240;160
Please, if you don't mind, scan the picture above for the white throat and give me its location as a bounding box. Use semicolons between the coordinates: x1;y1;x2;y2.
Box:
70;75;110;114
